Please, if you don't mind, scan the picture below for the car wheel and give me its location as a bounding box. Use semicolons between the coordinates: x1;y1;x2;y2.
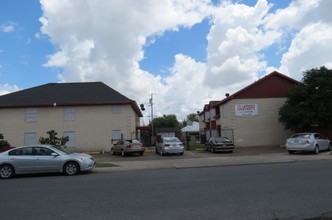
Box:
121;150;126;157
139;152;144;156
155;148;158;154
111;149;116;155
64;162;79;175
313;145;319;154
0;164;14;179
328;143;332;151
288;150;294;154
179;152;184;156
211;147;214;153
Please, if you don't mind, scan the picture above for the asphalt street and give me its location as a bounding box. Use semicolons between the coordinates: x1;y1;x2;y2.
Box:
1;160;332;220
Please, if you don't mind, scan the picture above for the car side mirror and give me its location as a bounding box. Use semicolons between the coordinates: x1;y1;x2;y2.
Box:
51;152;59;157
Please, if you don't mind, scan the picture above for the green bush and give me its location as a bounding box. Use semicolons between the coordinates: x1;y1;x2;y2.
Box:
39;130;69;147
0;134;11;149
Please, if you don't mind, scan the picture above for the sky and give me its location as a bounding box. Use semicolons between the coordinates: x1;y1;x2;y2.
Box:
1;0;332;124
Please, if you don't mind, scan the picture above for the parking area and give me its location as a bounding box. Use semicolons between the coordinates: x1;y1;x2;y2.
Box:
92;146;332;171
94;146;287;162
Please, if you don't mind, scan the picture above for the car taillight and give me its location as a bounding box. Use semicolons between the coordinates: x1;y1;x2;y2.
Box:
126;144;132;148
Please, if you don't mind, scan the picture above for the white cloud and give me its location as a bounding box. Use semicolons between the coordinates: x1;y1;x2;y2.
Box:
158;54;207;119
264;0;320;31
204;0;276;93
264;0;332;79
38;0;332;121
280;22;332;80
0;22;16;33
0;84;20;96
40;0;211;119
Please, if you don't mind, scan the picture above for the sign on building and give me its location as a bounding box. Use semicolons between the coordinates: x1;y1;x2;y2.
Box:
235;104;258;117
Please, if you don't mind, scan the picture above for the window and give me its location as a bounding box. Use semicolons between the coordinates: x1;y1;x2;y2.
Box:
9;147;32;155
204;111;210;121
112;130;122;140
210;108;216;119
63;131;76;147
25;108;37;122
9;146;56;156
112;105;121;114
24;133;37;145
222;104;228;117
64;107;76;121
34;147;54;156
9;148;24;156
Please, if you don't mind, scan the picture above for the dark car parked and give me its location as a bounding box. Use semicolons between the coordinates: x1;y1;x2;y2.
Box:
204;137;234;153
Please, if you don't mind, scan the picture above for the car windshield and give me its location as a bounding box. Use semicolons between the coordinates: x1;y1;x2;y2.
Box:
291;134;311;139
52;145;70;154
214;137;231;143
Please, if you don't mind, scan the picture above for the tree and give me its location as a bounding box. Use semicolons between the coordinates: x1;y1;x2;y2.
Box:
186;113;199;122
278;66;332;131
39;130;69;146
182;113;199;127
152;114;181;128
0;134;10;149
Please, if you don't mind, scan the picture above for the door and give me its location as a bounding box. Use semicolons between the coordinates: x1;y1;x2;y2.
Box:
8;147;37;173
33;147;62;172
315;134;329;150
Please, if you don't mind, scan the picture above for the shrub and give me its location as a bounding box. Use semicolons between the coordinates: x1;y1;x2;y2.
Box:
39;130;69;147
0;134;11;150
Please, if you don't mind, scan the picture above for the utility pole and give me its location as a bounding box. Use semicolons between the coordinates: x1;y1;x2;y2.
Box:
149;93;154;136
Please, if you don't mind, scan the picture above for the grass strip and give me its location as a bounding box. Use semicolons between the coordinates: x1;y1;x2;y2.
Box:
96;162;119;168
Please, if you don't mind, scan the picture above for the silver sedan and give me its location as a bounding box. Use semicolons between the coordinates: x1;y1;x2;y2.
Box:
155;137;184;156
111;139;145;157
0;144;96;179
286;133;331;154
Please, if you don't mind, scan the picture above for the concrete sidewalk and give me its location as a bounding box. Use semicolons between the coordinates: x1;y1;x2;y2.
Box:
94;147;332;172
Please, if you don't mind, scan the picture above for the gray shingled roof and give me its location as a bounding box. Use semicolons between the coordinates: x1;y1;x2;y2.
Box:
0;82;142;116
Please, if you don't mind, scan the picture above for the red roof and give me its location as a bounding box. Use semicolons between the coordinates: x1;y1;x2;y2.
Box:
217;71;299;105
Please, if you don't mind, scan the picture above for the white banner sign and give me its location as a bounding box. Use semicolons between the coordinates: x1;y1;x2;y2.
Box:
235;104;258;117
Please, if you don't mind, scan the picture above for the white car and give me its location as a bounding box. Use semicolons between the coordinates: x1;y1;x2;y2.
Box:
0;144;96;179
286;133;331;154
155;137;184;156
111;139;145;157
